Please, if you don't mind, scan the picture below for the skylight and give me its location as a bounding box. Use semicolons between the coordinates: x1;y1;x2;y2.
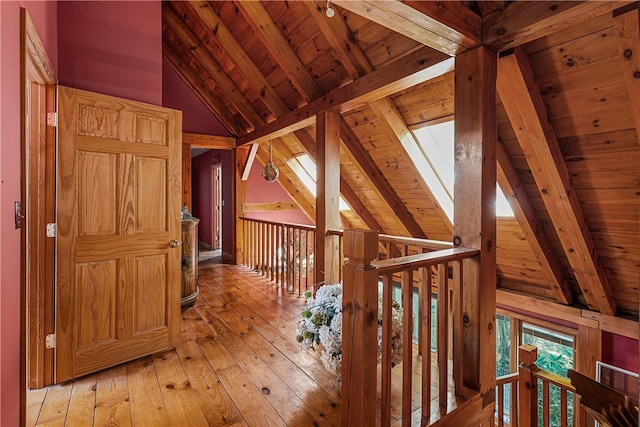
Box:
287;154;350;211
412;120;514;221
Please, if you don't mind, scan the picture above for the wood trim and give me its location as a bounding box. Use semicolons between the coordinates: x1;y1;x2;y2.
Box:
576;325;602;380
182;144;192;210
496;140;573;305
484;1;633;52
21;7;58;401
241;202;298;212
236;47;453;146
333;0;481;55
497;289;638;339
613;4;640;144
182;133;235;150
497;47;616;316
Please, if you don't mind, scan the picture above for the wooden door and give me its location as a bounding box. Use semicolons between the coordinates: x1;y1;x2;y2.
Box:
56;86;182;382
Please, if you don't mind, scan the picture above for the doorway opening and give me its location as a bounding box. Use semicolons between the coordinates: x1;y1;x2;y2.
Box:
211;163;222;251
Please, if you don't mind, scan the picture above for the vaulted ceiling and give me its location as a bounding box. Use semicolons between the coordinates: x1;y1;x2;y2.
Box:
163;1;639;317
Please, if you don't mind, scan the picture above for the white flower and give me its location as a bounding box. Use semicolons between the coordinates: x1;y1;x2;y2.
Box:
296;282;404;381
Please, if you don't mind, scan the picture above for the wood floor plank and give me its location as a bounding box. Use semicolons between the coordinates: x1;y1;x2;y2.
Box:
64;374;97;426
95;365;131;426
35;383;72;425
186;312;288;427
174;317;244;426
152;350;210;427
199;305;339;426
126;357;170;426
26;388;47;427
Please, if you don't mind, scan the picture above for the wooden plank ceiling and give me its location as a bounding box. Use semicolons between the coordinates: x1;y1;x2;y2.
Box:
163;1;639;317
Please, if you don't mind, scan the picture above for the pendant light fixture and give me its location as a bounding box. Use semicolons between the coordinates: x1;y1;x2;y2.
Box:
262;139;279;182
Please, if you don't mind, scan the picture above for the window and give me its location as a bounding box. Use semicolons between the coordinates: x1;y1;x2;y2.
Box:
496;313;576;427
287;154;350;211
412;121;515;222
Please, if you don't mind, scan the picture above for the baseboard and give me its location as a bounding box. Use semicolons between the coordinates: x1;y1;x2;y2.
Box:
198;241;212;250
222;251;233;263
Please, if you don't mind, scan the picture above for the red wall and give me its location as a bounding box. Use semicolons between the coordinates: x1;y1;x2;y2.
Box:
245;161;312;225
162;59;229;136
1;3;58;425
57;1;162;105
602;332;639;374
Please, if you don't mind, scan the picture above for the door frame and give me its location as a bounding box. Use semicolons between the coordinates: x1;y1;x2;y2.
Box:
20;5;58;417
211;163;222;250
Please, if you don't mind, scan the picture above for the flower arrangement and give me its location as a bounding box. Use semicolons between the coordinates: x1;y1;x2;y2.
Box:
295;283;404;381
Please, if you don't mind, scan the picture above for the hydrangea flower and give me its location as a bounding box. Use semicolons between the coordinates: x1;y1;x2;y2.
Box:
295;282;404;382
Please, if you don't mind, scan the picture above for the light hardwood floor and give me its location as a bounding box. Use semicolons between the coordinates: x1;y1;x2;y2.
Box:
27;263;341;427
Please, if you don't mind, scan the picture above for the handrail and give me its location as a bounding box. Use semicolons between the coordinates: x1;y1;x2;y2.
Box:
240;217;315;294
373;247;479;274
341;229;481;426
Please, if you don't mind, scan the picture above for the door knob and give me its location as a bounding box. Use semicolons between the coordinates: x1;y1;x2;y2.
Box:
169;240;182;248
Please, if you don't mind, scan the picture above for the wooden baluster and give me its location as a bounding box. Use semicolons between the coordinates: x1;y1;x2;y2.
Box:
560;387;568;425
401;269;413;426
262;222;267;276
341;229;379;427
497;384;505;427
280;224;285;286
518;344;539;427
419;265;432;424
270;223;275;282
542;381;550;427
511;380;519;427
381;274;393;427
452;260;463;397
437;262;449;410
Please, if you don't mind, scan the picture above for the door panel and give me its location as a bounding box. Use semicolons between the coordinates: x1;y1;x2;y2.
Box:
56;86;182;382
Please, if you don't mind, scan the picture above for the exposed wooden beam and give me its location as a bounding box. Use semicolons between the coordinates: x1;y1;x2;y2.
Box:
188;1;289;120
497;289;639;340
164;5;260;130
369;98;453;233
162;42;245;136
497;47;616;316
341;122;426;239
613;3;640;146
454;46;497;397
332;0;481;55
241;202;298;212
291;129;385;235
256;141;316;222
303;1;371;79
237;47;453;146
241;144;259;181
235;1;323;103
182;133;235;150
496;140;573;305
484;1;633;52
316;111;342;286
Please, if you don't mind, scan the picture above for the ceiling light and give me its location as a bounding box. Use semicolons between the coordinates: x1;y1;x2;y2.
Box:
326;0;335;17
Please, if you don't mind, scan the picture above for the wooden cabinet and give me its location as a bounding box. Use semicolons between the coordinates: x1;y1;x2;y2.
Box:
181;216;199;307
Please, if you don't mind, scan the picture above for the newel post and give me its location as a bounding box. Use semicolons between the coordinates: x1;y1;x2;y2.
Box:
518;344;539;427
341;229;379;427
